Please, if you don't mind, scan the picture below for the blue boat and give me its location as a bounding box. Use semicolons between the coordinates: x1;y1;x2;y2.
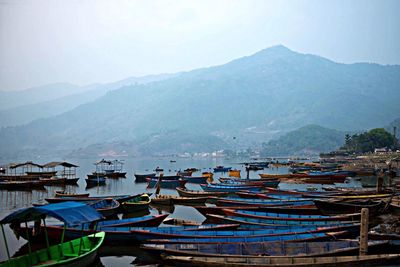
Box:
89;198;120;217
215;197;314;207
18;223;238;244
230;210;359;221
121;224;354;242
205;213;359;227
96;214;169;227
181;176;208;184
221;178;280;187
145;231;347;244
142;240;386;257
146;178;187;188
201;184;262;192
213;166;232;172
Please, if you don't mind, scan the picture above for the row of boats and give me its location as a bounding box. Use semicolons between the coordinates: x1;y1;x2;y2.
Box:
1;160;400;266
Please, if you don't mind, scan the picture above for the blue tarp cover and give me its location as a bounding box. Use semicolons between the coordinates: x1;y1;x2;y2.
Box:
0;201;103;226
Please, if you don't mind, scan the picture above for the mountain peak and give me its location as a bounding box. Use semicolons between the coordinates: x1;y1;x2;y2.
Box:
256;44;294;55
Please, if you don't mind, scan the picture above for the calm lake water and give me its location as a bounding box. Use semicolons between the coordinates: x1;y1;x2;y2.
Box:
0;156;293;266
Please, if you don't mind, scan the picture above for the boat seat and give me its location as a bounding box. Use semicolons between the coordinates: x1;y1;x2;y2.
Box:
80;248;91;252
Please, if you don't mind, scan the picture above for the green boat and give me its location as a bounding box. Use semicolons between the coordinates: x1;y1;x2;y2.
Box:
121;193;151;213
0;232;105;267
0;202;106;267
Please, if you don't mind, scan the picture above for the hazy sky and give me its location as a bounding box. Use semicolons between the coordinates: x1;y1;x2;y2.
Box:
1;0;399;91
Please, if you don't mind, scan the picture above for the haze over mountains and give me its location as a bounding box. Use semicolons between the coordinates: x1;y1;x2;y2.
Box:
0;73;178;127
1;45;399;159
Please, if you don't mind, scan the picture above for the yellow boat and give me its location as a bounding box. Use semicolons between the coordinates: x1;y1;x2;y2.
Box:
228;169;241;178
202;172;214;182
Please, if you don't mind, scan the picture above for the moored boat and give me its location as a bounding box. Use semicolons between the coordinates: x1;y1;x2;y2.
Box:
142;240;386;258
85;176;106;186
0;201;106;267
146;178;187;189
222;209;360;222
145;230;349;244
151;195;208;206
134;173;157;182
228;169;241;178
55;191;90;198
176;187;230;197
121;194;151;213
89;198;120;217
213;166;232;172
201;184;263;192
161;253;400;266
313;199;388;215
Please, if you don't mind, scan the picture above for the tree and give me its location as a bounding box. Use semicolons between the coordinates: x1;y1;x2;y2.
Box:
341;128;397;153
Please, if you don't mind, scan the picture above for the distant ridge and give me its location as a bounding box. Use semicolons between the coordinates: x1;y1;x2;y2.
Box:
1;45;399;159
0;73;179;127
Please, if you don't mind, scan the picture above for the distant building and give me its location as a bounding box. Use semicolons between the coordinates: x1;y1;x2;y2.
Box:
374;147;390;154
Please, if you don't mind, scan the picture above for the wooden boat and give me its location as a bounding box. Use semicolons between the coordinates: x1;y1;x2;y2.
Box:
95;214;169;227
235;192;309;200
246;165;264;171
55;191;90;198
86;172;106;179
259;173;293;179
89;198;120;217
35;177;79;186
158;174;183;180
121;194;151;213
222;209;360;222
26;170;57;178
128;225;352;242
20;223;239;245
228;169;241;178
142;240;387;258
0;180;46;190
202;172;214;180
64;178;80;185
102;214;168;227
205;214;359;227
39;177;69;185
146;178;187;188
0;201;105;267
0;232;105;267
181;176;208;184
313;199;388;215
104;171;127;178
195;204;320;217
201;184;263;192
163;218;201;226
177;171;193;177
219;177;278;183
161;253;400;266
85;177;106;186
45;194;146;204
185;168;200;173
176;187;230;197
145;230;348;244
215;198;314;207
154;167;164;172
218;179;280;188
213;166;232;172
151;195;208;206
134;173;156;182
